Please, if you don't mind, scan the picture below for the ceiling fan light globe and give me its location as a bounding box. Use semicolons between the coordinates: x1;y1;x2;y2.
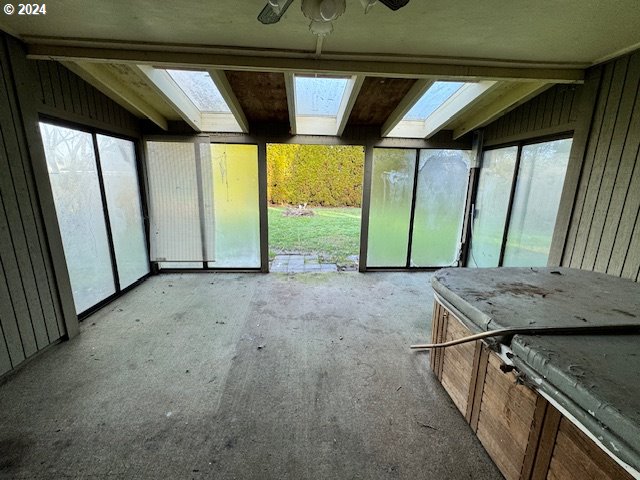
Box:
320;0;338;21
309;20;334;36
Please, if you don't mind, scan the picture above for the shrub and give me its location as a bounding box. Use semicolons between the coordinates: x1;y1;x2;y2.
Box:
267;144;364;207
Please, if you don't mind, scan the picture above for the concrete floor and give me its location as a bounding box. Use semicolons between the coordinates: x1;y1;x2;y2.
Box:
0;272;501;479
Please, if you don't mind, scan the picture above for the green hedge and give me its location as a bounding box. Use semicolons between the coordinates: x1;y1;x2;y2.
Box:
267;144;364;207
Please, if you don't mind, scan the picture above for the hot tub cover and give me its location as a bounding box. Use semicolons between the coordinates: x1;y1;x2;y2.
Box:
431;267;640;472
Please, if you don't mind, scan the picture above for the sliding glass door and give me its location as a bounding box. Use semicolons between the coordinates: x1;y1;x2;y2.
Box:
366;148;470;268
40;122;149;315
468;137;572;268
146;140;261;270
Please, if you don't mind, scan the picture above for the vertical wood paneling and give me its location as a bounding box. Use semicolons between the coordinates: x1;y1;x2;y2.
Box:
33;60;139;135
562;63;615;265
0;34;94;377
569;57;629;268
552;50;640;281
483;84;580;146
583;56;640;270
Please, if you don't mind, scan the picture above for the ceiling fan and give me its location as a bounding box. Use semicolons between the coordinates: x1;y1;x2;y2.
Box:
258;0;411;33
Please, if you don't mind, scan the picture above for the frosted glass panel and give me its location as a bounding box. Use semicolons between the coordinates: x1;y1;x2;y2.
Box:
367;149;416;267
166;70;230;112
468;146;518;268
503;139;572;267
295;76;349;116
40;123;115;313
404;82;465;121
411;150;469;267
97;135;149;288
208;144;260;268
146;141;215;262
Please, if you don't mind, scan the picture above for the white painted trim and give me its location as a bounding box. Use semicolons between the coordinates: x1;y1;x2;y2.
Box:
422;81;498;138
381;79;434;137
336;75;365;136
134;65;202;131
207;69;249;133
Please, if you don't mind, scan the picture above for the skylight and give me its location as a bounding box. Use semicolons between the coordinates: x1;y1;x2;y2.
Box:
295;76;349;117
404;81;465;121
166;70;231;113
387;80;476;138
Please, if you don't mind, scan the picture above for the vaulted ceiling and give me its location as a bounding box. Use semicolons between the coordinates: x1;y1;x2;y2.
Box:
2;0;639;137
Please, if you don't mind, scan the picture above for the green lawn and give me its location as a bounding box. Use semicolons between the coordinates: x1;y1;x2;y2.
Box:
268;206;361;265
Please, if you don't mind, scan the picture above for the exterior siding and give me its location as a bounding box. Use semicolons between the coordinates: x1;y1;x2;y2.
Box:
560;51;640;281
483;84;582;147
0;34;65;376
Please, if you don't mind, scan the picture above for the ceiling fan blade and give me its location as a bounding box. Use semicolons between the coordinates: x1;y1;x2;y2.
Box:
258;0;295;24
378;0;410;11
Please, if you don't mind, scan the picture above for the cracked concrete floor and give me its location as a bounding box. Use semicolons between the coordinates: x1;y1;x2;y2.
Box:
0;272;501;479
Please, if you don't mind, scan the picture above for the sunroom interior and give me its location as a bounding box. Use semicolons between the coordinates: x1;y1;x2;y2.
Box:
1;1;640;478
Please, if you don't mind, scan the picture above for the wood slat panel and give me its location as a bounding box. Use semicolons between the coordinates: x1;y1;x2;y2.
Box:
546;417;632;480
554;51;640;281
348;77;417;125
570;57;629;267
440;314;476;415
34;60;140;135
476;353;537;480
562;62;615;265
582;55;640;270
483;84;579;147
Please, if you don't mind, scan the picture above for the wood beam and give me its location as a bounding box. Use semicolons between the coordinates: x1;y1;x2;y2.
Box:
207;69;249;133
134;65;202;131
452;81;552;139
27;44;585;83
422;81;498;139
62;61;168;130
284;72;297;135
336;75;365;136
381;79;434;137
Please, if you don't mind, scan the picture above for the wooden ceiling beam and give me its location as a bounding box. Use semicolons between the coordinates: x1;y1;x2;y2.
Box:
63;61;169;130
381;79;434;137
28;44;585;83
422;81;499;138
336;75;365;136
133;65;202;131
452;81;552;139
207;69;249;133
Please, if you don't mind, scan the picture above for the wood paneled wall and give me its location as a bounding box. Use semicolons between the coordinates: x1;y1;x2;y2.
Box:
0;32;141;377
0;35;66;376
483;84;582;147
554;51;640;281
33;60;140;135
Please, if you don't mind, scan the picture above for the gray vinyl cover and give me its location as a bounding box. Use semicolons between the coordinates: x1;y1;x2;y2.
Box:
431;267;640;472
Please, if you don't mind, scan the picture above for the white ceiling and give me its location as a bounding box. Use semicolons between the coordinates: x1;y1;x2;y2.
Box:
2;0;640;68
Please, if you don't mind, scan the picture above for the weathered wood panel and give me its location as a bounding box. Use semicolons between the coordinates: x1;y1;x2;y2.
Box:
475;353;538;480
33;59;140;136
348;77;417;126
546;417;632;480
556;51;640;281
439;313;477;415
225;71;289;124
483;84;581;147
0;33;68;377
